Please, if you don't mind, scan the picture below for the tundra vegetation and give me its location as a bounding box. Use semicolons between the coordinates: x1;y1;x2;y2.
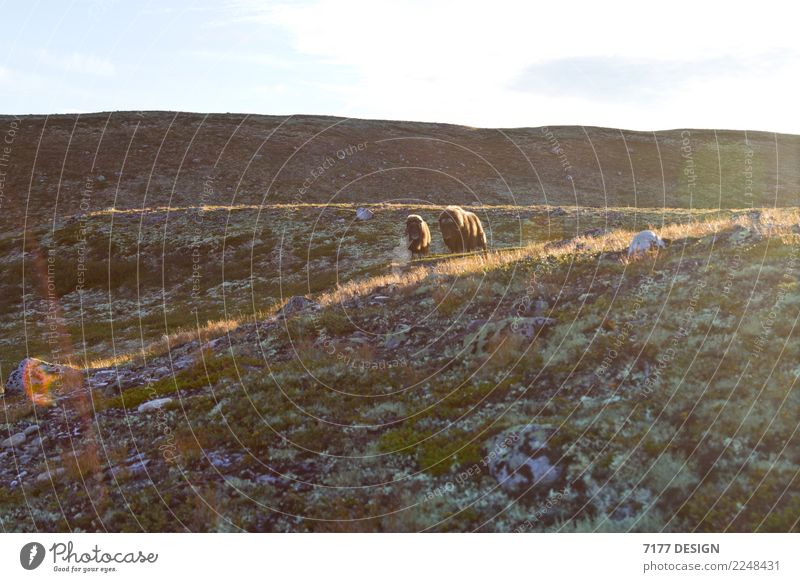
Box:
1;201;798;532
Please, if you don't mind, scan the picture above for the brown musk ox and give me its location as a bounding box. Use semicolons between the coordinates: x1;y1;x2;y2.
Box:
438;205;488;253
405;214;431;259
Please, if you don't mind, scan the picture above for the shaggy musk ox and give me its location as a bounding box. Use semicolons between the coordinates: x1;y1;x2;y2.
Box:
405;214;431;258
438;205;488;253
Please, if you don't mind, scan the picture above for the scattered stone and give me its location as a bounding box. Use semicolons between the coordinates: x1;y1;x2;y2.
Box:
549;207;568;217
627;230;667;257
356;207;374;221
36;467;66;483
255;473;280;486
23;425;40;436
277;295;321;318
3;358;82;397
152;366;171;379
485;425;563;495
172;356;194;371
201;337;229;351
369;295;391;305
463;317;555;354
2;433;26;448
127;459;151;474
137;397;173;413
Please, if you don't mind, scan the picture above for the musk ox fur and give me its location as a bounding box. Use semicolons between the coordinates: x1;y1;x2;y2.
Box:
438;205;488;253
405;214;431;258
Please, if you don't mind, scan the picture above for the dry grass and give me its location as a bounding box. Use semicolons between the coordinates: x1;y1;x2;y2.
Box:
320;208;800;306
87;317;243;370
87;208;799;371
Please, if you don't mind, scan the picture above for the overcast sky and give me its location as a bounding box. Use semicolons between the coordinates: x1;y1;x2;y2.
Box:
2;0;798;132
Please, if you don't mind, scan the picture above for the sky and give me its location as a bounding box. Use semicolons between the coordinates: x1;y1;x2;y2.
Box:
1;0;799;132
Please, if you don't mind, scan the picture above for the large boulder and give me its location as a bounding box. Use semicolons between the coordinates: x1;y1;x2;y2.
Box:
3;358;82;404
627;230;667;257
485;425;564;496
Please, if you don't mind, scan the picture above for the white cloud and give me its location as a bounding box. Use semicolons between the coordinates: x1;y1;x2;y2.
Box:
232;0;800;131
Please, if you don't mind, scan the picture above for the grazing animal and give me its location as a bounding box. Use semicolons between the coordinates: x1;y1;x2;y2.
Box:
438;205;488;253
405;214;431;258
627;230;670;257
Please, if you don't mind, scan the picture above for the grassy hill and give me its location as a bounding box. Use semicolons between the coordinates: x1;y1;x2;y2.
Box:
1;203;797;532
1;113;799;229
0;112;798;532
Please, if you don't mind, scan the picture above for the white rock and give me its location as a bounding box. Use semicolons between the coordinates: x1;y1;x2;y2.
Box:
356;207;374;221
137;398;173;413
627;230;666;256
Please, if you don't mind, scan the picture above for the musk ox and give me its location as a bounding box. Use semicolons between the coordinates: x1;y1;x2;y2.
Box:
405;214;431;258
438;205;488;253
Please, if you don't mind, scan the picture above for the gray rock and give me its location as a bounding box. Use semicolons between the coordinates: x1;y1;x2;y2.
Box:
3;357;82;396
152;366;171;379
2;433;26;448
23;425;40;436
36;467;65;483
463;317;555;354
137;397;173;413
485;425;563;495
255;473;280;486
277;295;321;318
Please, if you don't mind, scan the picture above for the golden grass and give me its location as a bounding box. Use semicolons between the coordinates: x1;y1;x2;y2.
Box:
87;317;244;370
86;208;798;370
320;208;800;306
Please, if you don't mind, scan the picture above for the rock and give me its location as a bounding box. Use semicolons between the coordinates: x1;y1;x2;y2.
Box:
255;473;280;486
23;425;40;436
463;317;555;354
465;319;488;334
369;295;391;305
2;433;26;448
277;295;321;318
356;207;374;221
137;397;173;413
485;425;563;495
127;459;151;475
36;467;65;483
510;317;557;339
172;356;194;371
627;230;667;257
3;358;82;403
200;337;229;352
549;207;568;217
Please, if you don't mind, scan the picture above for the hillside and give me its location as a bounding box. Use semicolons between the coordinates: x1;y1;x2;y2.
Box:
1;205;798;532
1;112;798;532
1;113;799;231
